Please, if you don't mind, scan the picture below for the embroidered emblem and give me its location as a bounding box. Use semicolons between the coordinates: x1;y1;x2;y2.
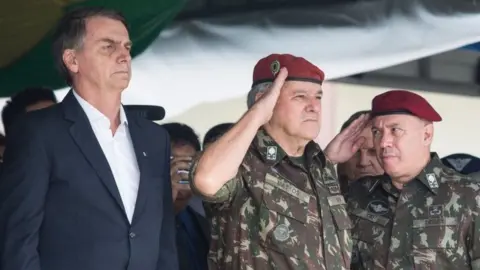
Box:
367;200;389;215
270;60;281;76
266;146;277;160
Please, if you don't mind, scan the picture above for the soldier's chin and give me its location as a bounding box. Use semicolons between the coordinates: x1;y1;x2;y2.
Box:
383;163;400;176
298;127;320;140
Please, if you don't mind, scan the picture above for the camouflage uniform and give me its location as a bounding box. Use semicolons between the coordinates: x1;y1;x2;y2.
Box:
190;129;352;270
347;153;480;270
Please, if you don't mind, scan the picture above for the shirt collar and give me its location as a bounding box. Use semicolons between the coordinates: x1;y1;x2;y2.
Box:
252;128;326;168
73;90;128;126
375;152;444;195
415;152;444;194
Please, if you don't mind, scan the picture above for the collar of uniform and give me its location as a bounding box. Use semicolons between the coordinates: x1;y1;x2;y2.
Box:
379;153;443;196
252;129;324;167
415;152;443;194
73;89;128;126
380;175;401;198
364;174;389;194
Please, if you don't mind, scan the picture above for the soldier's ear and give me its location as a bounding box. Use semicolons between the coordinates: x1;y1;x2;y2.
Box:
422;122;434;146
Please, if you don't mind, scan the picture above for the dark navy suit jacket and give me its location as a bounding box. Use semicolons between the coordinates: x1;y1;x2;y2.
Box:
0;91;178;270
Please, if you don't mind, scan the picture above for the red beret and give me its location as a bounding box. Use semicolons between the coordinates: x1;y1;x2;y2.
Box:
371;90;442;122
252;54;324;87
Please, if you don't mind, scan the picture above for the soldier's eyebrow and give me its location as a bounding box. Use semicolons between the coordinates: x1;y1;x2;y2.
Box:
291;89;323;96
292;89;307;95
385;123;402;128
372;122;402;130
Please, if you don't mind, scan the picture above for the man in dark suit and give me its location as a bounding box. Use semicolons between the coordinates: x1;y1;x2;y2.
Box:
0;7;177;270
161;123;209;270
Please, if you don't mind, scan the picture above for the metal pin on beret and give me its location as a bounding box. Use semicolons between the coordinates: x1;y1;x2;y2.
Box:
251;53;325;87
371;90;442;122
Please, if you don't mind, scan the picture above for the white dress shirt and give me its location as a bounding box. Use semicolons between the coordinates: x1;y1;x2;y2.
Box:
74;91;140;223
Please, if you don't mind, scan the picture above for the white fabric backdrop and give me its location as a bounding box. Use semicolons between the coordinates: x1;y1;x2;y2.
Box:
2;0;480;133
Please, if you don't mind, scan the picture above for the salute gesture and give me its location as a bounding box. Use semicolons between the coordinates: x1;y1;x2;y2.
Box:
325;113;370;164
251;67;288;124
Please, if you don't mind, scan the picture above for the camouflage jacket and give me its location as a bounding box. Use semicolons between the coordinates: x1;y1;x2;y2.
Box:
190;129;352;270
347;153;480;270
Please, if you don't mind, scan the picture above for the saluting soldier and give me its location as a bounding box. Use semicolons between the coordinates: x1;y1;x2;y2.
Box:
347;90;480;269
189;54;369;270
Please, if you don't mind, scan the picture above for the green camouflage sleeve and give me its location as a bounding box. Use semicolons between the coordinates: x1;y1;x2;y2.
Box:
470;189;480;269
189;154;244;205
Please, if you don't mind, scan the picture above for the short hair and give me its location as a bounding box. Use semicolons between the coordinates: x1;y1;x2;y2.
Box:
203;123;234;148
2;87;57;135
247;82;272;109
161;122;201;151
52;7;128;86
340;110;371;131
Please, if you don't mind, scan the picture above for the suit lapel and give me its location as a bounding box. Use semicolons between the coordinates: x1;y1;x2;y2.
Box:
62;91;126;217
127;115;149;224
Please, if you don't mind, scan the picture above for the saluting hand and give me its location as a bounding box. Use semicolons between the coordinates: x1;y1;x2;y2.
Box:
324;113;370;164
251;67;288;124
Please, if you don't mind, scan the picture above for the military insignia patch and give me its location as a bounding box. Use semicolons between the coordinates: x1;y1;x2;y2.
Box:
367;200;389;215
270;60;280;76
273;224;290;242
428;205;444;217
327;183;341;194
426;173;439;188
266;146;277;160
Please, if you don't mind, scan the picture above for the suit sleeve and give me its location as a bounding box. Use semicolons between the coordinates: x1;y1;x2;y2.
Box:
0;117;50;270
157;132;179;270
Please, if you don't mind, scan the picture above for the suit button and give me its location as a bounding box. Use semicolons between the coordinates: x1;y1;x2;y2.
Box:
129;232;136;239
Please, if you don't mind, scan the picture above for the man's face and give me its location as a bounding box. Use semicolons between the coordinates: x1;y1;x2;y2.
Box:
68;16;132;91
269;81;322;141
372;114;433;178
341;125;384;182
26;100;56;112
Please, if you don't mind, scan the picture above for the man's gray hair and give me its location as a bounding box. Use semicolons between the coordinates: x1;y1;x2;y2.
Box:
246;82;272;109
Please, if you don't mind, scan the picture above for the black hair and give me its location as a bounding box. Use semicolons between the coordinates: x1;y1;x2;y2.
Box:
340;110;371;131
52;7;128;85
2;87;57;135
161;122;201;151
203;123;234;148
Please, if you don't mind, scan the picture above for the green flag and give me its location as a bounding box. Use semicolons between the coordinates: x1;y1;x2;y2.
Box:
0;0;186;97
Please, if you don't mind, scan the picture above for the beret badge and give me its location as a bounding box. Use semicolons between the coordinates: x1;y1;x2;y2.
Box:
270;60;280;76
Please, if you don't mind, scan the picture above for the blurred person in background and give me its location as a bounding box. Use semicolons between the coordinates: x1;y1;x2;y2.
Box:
337;110;383;195
441;153;480;176
1;87;57;136
203;122;234;149
162;122;209;270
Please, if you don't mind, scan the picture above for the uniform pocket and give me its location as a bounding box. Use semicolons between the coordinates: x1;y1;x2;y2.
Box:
259;173;310;258
329;195;353;267
411;217;459;269
350;207;391;269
